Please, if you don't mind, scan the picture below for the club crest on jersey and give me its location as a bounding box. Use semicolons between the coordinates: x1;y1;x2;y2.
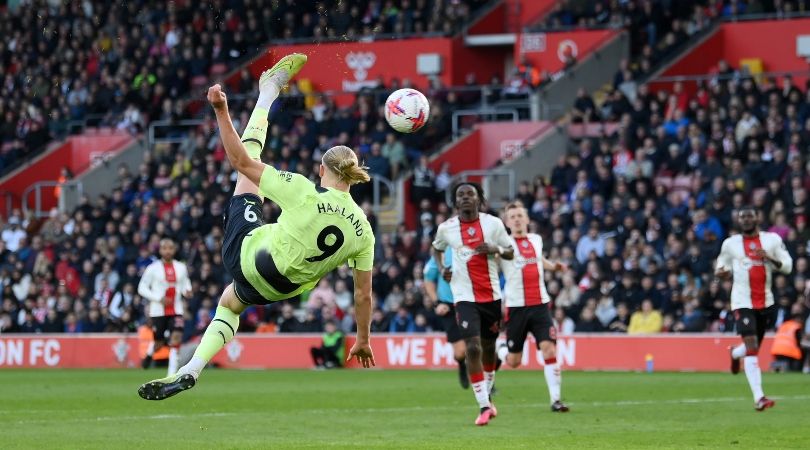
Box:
521;240;529;248
467;227;476;237
749;242;757;250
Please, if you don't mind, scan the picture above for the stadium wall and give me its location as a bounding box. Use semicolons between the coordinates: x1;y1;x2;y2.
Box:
655;18;810;91
0;334;775;372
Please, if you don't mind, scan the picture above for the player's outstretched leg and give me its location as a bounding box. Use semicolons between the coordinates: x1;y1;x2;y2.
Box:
234;53;307;197
138;284;246;400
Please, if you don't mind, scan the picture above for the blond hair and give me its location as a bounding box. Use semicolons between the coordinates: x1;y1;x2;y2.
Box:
322;145;371;185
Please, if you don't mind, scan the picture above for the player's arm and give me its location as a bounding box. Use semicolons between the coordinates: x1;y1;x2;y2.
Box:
208;84;265;186
423;258;439;303
137;265;162;303
477;219;515;260
542;257;567;272
349;268;375;368
181;264;193;298
431;225;452;282
756;238;793;274
347;238;376;367
714;240;732;280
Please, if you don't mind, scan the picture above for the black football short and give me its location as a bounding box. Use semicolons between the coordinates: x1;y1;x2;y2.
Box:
439;303;463;343
455;300;502;340
151;315;183;342
221;193;270;305
734;306;775;343
505;304;556;353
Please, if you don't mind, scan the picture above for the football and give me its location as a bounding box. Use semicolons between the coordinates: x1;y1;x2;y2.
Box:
384;88;430;133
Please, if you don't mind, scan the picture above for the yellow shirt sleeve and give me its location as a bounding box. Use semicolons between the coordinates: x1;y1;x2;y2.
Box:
258;165;314;209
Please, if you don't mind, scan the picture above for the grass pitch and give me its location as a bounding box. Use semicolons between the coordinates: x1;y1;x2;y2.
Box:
2;369;808;449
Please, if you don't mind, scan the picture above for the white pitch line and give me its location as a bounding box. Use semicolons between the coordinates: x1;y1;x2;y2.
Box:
7;394;810;424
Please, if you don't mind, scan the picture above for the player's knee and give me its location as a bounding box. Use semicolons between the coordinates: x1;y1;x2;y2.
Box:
466;341;482;360
539;341;556;359
506;355;521;368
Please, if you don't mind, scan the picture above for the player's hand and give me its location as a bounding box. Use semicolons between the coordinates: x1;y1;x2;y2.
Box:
435;302;450;316
441;268;452;282
553;261;568;272
182;289;193;299
475;243;500;255
715;269;731;280
753;248;781;267
347;340;376;368
207;84;228;111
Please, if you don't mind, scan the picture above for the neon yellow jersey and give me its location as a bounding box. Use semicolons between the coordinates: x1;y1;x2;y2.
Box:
240;166;375;301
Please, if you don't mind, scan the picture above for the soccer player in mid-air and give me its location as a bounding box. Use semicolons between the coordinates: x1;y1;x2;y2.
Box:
432;183;514;426
137;238;192;376
139;53;376;400
496;202;569;412
715;206;792;411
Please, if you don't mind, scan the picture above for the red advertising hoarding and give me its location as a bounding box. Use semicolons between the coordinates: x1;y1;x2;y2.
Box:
515;29;616;74
0;334;775;372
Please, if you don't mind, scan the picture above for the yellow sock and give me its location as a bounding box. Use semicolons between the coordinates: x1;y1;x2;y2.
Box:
241;107;269;160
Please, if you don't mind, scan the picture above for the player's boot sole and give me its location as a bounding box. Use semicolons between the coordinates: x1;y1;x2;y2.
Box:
138;374;196;401
260;53;307;89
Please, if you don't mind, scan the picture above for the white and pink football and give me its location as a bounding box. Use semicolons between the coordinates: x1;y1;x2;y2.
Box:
384;88;430;133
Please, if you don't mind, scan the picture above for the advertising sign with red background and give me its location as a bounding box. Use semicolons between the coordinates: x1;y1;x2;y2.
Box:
515;29;616;74
229;38;508;107
0;334;774;372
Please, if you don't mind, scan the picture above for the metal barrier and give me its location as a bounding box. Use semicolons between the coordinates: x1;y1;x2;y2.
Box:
147;119;205;148
371;175;396;213
452;108;519;138
22;181;83;219
444;169;516;211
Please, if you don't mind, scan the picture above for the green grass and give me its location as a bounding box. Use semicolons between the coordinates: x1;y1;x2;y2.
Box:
2;369;808;449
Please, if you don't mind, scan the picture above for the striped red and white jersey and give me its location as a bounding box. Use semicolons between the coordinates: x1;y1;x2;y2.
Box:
500;234;550;307
432;213;513;303
715;231;792;311
138;259;192;317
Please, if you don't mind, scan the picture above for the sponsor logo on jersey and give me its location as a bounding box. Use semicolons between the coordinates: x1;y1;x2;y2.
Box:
456;246;477;263
514;256;540;270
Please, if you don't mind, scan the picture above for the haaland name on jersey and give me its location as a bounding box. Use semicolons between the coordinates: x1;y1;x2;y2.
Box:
316;202;365;236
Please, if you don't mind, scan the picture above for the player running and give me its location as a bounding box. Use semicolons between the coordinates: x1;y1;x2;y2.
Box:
495;202;569;412
137;238;192;376
715;206;792;411
139;53;376;400
432;182;514;426
424;247;468;389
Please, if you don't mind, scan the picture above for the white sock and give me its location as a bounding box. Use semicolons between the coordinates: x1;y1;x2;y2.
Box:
471;378;491;409
178;356;206;380
484;371;496;395
168;347;179;376
497;344;509;362
731;344;746;359
146;341;154;357
743;356;764;401
257;84;280;109
544;358;562;403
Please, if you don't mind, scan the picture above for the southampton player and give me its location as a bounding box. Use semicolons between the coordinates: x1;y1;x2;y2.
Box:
496;202;569;412
139;54;376;400
432;183;514;426
424;247;468;389
715;206;792;411
137;238;192;376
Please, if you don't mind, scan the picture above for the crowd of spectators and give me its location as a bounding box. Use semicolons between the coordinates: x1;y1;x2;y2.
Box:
537;0;809;87
0;0;488;177
4;58;810;337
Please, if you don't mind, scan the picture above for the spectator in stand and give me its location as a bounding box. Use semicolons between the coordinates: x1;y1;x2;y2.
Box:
628;299;664;334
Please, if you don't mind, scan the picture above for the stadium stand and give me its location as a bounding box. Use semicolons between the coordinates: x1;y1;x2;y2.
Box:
1;1;810;346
